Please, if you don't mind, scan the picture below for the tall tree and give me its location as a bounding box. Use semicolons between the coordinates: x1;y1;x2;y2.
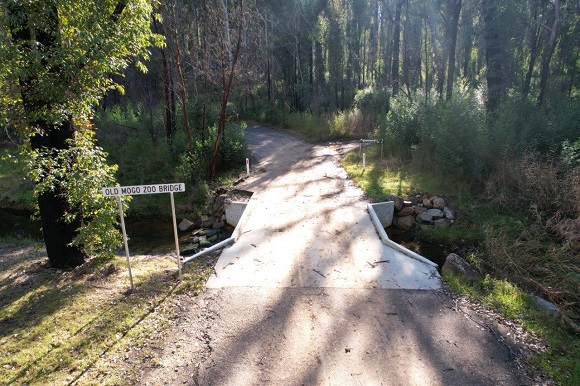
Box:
1;0;158;268
537;0;561;106
446;0;462;99
482;0;505;111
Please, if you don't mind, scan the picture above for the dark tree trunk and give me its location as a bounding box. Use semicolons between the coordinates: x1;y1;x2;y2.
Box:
446;0;462;100
8;2;86;268
537;0;560;106
482;0;504;111
31;121;86;268
391;0;404;96
154;18;177;139
522;0;541;98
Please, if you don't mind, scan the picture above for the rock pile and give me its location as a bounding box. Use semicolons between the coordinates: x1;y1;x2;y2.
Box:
387;193;455;231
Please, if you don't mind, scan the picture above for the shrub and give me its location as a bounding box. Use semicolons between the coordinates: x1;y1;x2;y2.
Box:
412;92;486;182
378;96;421;160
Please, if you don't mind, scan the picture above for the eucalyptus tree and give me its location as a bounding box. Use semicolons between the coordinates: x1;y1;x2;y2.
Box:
0;0;160;268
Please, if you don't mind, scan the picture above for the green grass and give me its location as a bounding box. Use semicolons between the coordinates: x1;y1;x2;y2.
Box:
446;274;580;385
0;238;216;385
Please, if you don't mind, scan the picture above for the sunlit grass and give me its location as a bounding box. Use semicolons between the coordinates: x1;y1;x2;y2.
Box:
445;273;580;385
0;239;216;385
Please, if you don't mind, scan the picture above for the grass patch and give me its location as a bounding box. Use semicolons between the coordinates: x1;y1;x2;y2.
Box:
0;238;216;385
446;274;580;385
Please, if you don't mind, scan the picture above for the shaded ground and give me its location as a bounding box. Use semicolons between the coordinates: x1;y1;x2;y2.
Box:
139;126;538;385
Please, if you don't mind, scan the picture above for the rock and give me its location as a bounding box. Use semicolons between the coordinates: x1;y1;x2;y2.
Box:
181;243;200;256
427;208;444;220
386;194;404;211
414;206;428;215
208;234;219;242
443;207;454;220
204;229;221;238
199;240;212;248
212;221;225;229
442;253;480;282
532;296;560;318
422;198;433;209
212;194;229;216
200;215;212;228
398;207;415;217
394;215;415;231
178;218;194;232
417;211;433;223
432;197;446;210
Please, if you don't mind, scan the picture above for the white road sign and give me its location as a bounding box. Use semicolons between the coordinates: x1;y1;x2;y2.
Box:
102;183;185;197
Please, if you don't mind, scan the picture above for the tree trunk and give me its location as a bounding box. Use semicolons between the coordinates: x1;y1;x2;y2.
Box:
168;2;193;154
31;121;86;268
392;0;404;96
446;0;462;100
522;0;541;98
537;0;560;106
8;2;86;268
482;0;504;111
210;0;243;180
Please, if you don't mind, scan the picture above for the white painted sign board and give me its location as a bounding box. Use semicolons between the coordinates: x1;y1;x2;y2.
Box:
102;183;185;197
102;183;186;290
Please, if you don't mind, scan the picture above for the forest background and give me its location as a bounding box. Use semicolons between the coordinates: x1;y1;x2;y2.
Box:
0;0;579;383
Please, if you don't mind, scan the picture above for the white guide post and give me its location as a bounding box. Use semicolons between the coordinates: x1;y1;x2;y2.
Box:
170;191;182;280
363;153;366;169
246;158;250;176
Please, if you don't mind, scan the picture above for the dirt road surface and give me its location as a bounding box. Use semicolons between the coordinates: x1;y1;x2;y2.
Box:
141;126;533;385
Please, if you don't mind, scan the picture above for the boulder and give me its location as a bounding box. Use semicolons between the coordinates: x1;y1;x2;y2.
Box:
398;207;415;217
432;197;446;210
386;194;405;211
532;296;560;318
442;253;480;282
178;218;194;232
422;198;433;209
394;215;415;231
414;206;428;215
427;208;444;220
443;207;455;220
417;211;433;224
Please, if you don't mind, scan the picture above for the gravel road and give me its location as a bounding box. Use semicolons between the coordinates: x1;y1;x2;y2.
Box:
141;126;533;386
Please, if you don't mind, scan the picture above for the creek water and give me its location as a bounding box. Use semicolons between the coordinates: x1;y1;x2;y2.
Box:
386;226;448;269
0;209;231;256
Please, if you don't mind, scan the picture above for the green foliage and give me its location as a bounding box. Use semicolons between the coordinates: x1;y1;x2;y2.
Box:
378;96;420;160
27;127;123;256
413;92;487;182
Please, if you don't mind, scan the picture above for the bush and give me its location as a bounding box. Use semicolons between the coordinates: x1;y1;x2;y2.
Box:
413;92;487;182
378;96;421;160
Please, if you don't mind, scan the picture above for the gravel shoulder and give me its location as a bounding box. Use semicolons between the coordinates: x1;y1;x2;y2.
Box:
140;126;537;385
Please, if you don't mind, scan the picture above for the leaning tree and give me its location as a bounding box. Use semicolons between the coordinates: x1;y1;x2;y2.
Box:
0;0;160;268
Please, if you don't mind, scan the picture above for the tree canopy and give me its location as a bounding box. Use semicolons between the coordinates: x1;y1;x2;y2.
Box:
0;0;161;267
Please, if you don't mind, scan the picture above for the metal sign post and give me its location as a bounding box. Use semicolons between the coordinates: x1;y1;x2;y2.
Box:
103;183;186;290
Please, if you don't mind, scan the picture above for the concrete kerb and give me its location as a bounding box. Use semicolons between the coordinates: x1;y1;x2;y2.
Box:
182;196;253;265
368;201;439;268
